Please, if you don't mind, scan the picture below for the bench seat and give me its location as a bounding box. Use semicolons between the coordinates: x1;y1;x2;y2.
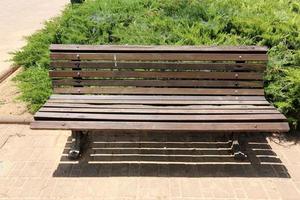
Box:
31;94;289;132
30;44;290;159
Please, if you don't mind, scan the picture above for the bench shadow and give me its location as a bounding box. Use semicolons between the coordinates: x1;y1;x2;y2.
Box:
53;131;290;178
269;129;300;146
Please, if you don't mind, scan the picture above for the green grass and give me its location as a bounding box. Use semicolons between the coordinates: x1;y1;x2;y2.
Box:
12;0;300;130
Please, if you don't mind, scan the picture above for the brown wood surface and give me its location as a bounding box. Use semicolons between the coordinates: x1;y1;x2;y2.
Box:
30;45;291;133
43;103;275;110
47;99;269;105
53;87;265;95
39;107;280;114
50;44;268;53
52;79;263;88
30;121;289;132
50;61;266;71
50;53;268;61
34;112;286;122
49;71;263;80
49;94;266;101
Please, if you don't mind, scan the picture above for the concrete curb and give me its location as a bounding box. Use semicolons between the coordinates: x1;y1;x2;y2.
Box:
0;66;19;84
0;115;33;125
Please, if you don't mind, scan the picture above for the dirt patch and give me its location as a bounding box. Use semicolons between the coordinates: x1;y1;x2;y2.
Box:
0;68;32;117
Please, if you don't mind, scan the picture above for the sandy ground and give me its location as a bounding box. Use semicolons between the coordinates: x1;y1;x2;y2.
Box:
0;68;30;116
0;0;68;76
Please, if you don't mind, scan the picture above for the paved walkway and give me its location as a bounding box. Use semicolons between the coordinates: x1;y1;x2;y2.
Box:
0;125;300;200
0;0;68;76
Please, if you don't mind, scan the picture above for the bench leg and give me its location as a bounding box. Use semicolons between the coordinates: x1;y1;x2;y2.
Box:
231;134;247;160
68;131;86;160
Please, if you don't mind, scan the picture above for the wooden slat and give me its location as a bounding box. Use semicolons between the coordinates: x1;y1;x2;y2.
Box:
50;53;268;61
50;44;268;53
50;94;266;101
52;79;263;88
50;61;266;71
39;107;280;114
34;112;286;121
53;87;265;95
49;71;263;80
43;103;275;110
30;121;290;132
47;99;269;105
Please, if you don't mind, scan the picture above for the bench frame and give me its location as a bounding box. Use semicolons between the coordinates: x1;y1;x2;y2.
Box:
31;44;290;160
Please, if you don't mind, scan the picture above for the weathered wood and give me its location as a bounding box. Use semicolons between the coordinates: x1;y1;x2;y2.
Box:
53;87;265;95
39;107;280;114
52;79;263;88
34;112;286;122
50;61;266;71
30;44;290;135
47;99;269;105
30;121;290;132
43;103;275;110
50;53;268;61
49;71;263;80
50;44;268;53
50;94;266;101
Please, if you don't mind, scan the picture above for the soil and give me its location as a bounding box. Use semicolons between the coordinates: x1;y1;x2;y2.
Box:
0;68;32;117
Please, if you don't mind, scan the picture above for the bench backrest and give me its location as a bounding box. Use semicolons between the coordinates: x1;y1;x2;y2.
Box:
50;45;268;96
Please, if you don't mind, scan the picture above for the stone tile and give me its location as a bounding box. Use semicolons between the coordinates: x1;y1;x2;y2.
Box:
39;178;57;198
19;178;48;198
7;161;25;177
287;165;300;181
241;179;269;199
115;178;138;198
231;179;247;199
198;179;215;198
137;177;170;199
274;180;300;200
210;179;236;199
19;161;45;177
286;153;300;166
0;160;14;177
169;178;181;198
52;179;76;198
0;178;15;198
180;178;202;198
261;179;281;200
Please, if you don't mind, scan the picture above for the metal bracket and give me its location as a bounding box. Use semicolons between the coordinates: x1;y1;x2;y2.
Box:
68;131;87;160
231;134;247;160
114;53;117;67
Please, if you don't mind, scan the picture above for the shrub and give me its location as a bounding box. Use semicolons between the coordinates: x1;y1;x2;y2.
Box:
13;67;52;113
13;0;300;130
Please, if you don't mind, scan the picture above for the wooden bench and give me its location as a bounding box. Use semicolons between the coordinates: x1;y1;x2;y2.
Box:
30;44;290;159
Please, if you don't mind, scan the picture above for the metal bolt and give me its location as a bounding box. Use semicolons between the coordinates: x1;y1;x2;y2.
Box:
77;72;80;76
239;55;242;59
77;89;81;93
235;73;239;78
76;54;80;59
